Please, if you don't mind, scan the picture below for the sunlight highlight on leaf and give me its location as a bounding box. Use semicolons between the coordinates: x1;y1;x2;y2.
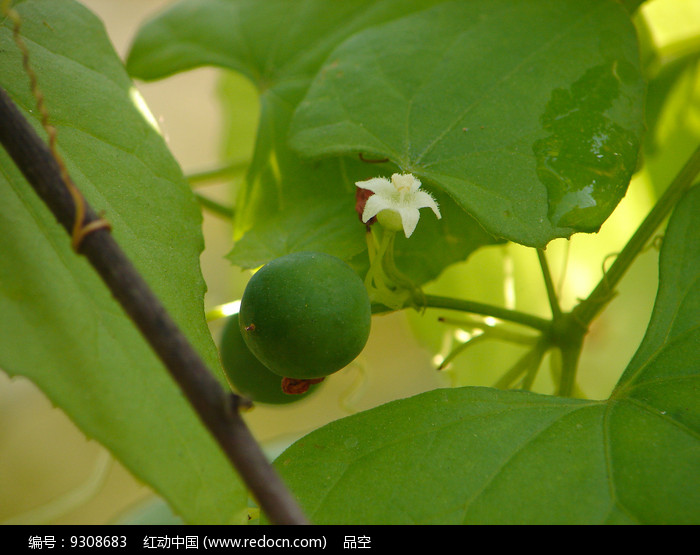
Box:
128;86;161;134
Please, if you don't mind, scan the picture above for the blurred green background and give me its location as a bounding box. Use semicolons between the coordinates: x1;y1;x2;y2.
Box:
1;0;698;524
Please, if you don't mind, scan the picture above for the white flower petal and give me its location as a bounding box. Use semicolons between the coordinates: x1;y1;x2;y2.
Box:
397;206;420;237
356;176;393;195
413;191;441;219
361;194;389;223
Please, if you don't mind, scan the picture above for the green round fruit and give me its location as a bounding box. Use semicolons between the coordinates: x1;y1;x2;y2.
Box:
220;313;319;404
239;251;371;379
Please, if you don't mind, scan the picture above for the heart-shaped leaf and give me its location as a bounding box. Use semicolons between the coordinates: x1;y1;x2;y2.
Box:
289;0;646;247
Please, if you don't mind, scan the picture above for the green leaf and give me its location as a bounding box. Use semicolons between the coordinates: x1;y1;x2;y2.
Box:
289;0;646;247
127;0;499;284
272;186;700;524
612;184;700;430
126;0;434;85
620;0;648;14
0;1;245;524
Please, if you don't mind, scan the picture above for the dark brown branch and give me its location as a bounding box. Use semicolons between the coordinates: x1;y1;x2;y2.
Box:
0;85;308;525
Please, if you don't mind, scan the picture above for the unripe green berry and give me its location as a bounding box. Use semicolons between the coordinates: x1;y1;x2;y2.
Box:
219;313;319;404
239;251;372;380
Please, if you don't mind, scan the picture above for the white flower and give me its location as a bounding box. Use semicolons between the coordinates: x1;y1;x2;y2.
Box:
356;173;441;238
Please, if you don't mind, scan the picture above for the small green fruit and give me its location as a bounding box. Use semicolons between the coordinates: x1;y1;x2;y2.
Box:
220;313;319;404
239;251;372;380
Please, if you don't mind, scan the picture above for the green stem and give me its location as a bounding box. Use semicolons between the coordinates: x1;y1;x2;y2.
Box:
557;334;584;397
194;191;234;220
521;340;549;391
573;144;700;327
438;332;489;370
364;229;409;309
423;294;551;332
555;144;700;397
382;230;414;289
185;160;249;187
493;337;549;389
368;228;393;291
438;316;538;345
537;248;562;320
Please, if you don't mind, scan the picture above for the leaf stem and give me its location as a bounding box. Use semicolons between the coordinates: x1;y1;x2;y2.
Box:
194;191;234;220
537;248;562;320
438;332;489;370
573;143;700;327
185;160;249;187
493;336;549;389
556;333;583;397
422;294;551;332
438;316;538;345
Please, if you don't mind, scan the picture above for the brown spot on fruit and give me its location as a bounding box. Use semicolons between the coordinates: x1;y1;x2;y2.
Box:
282;376;326;395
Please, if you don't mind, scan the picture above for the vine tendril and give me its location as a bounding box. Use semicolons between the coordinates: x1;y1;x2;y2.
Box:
2;0;111;251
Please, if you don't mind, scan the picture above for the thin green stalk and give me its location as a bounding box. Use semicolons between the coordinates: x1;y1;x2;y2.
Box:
537;248;562;320
438;332;489;370
185;160;249;187
494;337;549;389
365;228;393;292
194;191;234;220
365;228;411;309
556;331;584;397
423;294;551;332
573;144;700;327
438;316;538;345
382;230;416;289
521;341;549;391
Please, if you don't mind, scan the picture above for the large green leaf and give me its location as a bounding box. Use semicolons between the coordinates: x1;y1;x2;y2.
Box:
127;0;499;284
0;1;245;524
273;186;700;524
289;0;646;247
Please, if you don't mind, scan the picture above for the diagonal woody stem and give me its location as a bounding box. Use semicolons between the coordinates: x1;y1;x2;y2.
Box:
0;85;308;525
